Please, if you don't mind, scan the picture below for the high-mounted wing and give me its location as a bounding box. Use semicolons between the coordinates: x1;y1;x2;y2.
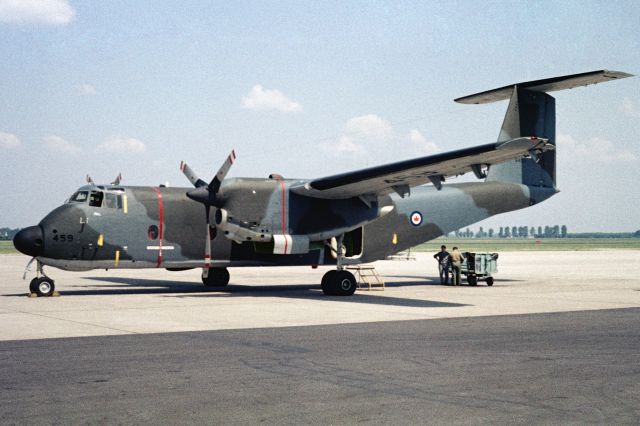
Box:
291;137;552;199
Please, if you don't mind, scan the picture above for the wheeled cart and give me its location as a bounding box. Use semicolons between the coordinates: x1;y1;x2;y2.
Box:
460;252;498;286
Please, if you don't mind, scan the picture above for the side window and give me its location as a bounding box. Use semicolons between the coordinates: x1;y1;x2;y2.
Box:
104;192;118;209
147;225;159;240
89;191;104;207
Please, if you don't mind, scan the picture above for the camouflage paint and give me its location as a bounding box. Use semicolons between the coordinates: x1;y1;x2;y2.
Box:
35;177;554;271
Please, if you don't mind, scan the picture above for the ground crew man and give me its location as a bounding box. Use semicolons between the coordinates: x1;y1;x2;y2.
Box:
450;246;463;286
433;245;450;285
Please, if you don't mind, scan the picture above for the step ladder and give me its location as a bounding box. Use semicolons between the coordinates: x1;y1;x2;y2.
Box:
346;265;385;291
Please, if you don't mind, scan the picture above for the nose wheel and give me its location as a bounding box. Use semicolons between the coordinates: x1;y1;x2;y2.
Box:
25;260;57;297
29;276;56;297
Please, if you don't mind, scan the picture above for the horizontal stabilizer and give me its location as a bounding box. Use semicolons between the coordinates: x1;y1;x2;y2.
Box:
455;70;633;104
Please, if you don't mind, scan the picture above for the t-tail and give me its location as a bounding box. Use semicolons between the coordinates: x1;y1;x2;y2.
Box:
455;70;633;193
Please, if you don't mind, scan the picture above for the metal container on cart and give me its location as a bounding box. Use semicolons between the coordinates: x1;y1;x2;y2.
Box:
460;252;498;286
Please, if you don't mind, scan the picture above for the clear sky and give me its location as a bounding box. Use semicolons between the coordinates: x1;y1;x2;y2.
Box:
1;0;639;232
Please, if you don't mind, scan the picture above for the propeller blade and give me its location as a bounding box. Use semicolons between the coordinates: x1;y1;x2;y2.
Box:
180;161;208;188
203;205;211;278
208;150;236;193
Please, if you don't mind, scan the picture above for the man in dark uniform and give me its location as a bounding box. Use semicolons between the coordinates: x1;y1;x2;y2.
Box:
433;245;450;285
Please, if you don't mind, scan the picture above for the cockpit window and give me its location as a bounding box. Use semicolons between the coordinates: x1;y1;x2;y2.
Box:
69;191;89;203
67;189;124;208
104;192;118;209
89;191;104;207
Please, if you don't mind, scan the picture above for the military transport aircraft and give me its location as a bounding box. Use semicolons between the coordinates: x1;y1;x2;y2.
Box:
14;70;632;297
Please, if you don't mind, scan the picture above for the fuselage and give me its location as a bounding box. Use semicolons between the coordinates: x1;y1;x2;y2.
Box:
16;179;555;272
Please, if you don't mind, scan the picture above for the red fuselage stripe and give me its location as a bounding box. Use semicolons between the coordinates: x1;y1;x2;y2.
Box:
153;187;164;267
277;177;288;254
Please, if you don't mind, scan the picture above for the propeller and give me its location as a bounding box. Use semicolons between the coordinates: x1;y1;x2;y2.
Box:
180;150;236;278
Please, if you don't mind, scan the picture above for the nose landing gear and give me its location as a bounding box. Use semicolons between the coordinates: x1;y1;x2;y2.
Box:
24;258;57;297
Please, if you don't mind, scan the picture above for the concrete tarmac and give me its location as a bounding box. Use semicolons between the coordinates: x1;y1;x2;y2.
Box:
1;251;639;340
1;309;638;424
1;250;640;424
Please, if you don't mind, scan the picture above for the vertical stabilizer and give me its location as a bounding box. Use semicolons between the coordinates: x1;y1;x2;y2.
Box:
454;70;633;189
486;87;556;187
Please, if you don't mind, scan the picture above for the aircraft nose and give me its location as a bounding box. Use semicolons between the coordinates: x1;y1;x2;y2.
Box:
13;226;44;257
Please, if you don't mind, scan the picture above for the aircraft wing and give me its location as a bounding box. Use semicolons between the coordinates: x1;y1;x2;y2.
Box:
291;137;552;199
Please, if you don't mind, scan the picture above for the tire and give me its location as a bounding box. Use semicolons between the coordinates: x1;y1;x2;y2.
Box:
334;270;357;296
467;275;477;286
202;268;230;287
321;270;338;295
486;277;494;286
29;278;39;294
34;277;55;297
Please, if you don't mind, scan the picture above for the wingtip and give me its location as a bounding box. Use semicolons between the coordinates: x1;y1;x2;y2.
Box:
602;70;635;79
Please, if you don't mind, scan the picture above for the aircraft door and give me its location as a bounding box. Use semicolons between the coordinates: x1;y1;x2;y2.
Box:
328;227;364;260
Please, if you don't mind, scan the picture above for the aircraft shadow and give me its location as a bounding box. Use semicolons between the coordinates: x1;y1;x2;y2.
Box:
56;276;468;309
383;276;441;286
388;274;521;284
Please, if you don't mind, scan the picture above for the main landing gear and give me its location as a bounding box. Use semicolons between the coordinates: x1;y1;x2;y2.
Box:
320;234;357;296
321;270;357;296
25;259;56;297
202;267;230;287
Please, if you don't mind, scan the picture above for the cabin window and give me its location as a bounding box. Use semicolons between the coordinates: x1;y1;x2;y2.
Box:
147;225;159;240
89;191;104;207
69;191;89;203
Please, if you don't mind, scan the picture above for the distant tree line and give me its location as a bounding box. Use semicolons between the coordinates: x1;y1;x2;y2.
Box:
0;228;20;240
452;226;640;239
453;225;568;239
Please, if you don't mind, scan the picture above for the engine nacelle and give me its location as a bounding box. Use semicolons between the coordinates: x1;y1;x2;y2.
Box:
215;208;271;244
272;234;309;255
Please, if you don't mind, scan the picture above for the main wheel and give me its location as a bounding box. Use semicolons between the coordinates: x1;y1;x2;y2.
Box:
486;277;494;286
334;270;357;296
202;268;230;287
321;270;338;295
467;275;477;286
33;277;55;297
